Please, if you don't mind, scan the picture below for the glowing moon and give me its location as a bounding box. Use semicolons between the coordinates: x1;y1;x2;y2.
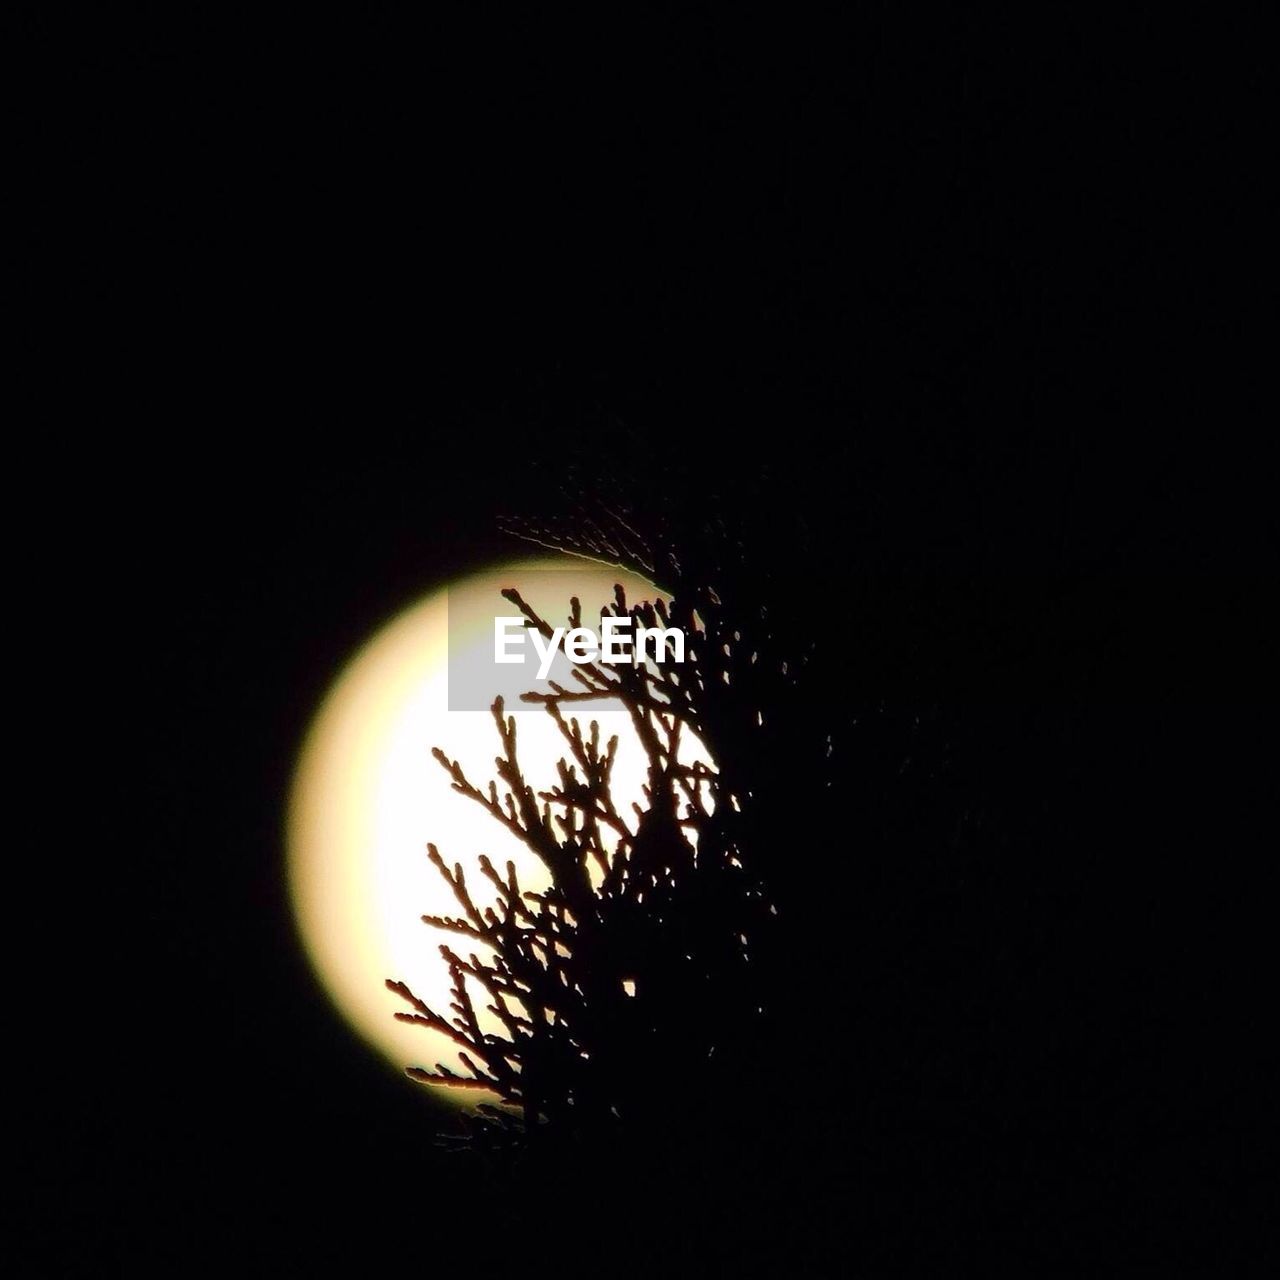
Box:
286;556;706;1102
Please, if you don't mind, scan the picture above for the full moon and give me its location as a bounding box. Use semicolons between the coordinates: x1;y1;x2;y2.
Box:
286;556;710;1103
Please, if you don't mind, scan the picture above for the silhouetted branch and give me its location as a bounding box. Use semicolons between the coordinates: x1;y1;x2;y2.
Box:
389;562;791;1148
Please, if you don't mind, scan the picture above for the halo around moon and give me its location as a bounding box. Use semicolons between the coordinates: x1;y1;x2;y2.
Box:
286;556;705;1103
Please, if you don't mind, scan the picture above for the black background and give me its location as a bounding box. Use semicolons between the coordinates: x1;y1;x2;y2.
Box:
19;7;1268;1275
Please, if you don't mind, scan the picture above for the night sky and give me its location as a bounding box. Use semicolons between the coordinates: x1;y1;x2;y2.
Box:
20;9;1266;1275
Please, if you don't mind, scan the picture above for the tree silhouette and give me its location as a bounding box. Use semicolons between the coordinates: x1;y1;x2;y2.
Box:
386;573;785;1150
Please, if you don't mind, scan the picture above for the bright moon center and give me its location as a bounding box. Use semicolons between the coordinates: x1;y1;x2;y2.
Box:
286;556;708;1103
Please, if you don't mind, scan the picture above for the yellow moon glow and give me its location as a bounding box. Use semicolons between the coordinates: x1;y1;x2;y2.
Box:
286;556;709;1103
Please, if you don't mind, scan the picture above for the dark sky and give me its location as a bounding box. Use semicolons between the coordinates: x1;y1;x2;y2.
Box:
20;8;1266;1275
